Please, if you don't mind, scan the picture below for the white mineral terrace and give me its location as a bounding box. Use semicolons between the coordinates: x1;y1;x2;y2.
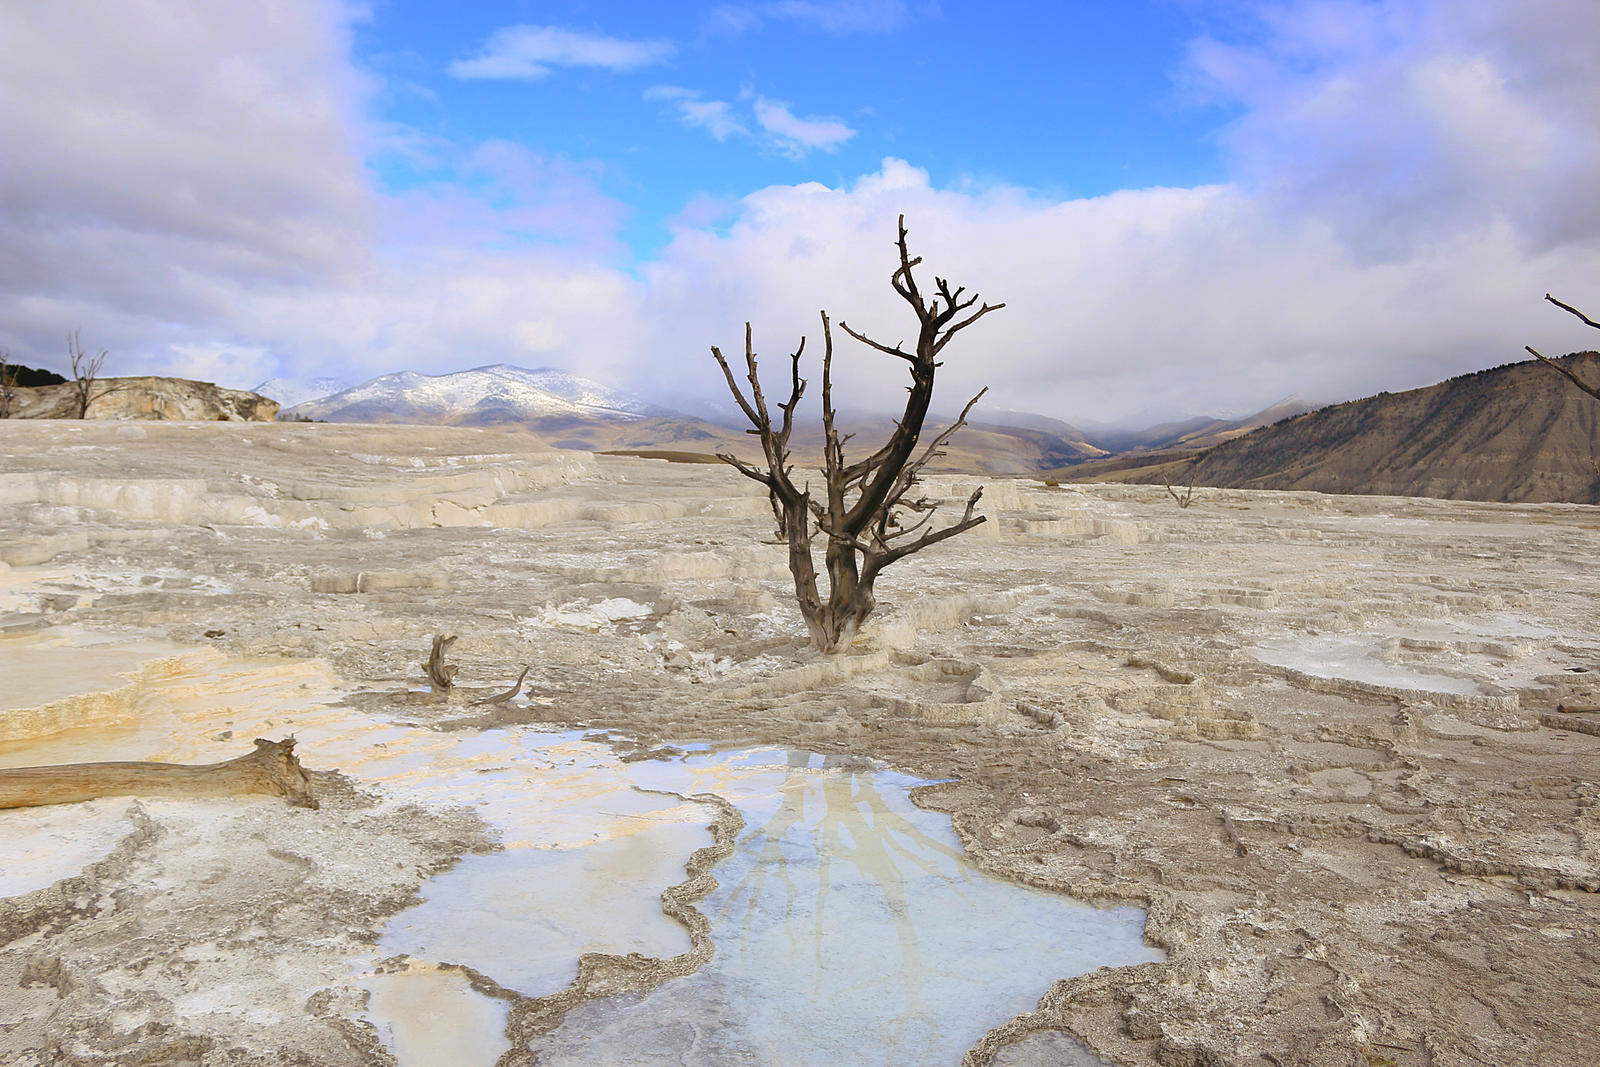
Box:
0;635;1156;1065
2;422;1597;1066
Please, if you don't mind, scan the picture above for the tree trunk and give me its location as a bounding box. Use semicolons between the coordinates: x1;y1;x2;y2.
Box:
0;738;318;810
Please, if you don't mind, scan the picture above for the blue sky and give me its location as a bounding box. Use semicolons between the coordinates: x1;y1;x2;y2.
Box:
358;1;1231;260
3;1;1599;425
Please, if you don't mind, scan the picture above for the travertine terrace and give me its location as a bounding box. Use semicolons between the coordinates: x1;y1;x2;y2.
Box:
2;420;1598;1065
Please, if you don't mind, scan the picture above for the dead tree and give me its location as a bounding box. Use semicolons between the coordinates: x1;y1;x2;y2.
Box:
712;215;1003;653
66;331;114;419
0;737;318;810
1164;458;1199;508
1526;294;1600;398
0;350;13;418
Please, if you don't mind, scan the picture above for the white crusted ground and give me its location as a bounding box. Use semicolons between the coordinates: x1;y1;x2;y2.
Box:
1;420;1598;1066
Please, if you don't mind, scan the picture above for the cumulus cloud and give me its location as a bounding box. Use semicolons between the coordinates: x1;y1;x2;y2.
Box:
0;1;641;389
449;25;674;80
632;158;1600;424
629;0;1600;423
0;0;374;378
1185;0;1600;259
3;0;1598;430
393;140;630;253
164;342;280;389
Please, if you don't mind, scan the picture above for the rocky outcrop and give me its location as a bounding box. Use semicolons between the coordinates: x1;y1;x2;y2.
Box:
5;377;279;421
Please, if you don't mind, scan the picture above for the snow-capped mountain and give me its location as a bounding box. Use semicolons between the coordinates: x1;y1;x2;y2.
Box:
283;365;673;425
252;376;354;409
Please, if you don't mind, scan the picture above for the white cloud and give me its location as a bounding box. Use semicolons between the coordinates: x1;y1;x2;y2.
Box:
0;1;641;390
768;0;918;32
1185;0;1600;259
449;25;674;80
647;87;853;158
3;0;1598;431
707;1;925;35
752;97;856;157
0;0;375;379
630;155;1600;425
703;5;766;37
645;86;749;141
164;342;279;388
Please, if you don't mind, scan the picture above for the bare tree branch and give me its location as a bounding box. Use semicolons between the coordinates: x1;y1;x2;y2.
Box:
0;737;318;810
886;387;989;510
715;450;776;486
1527;346;1600;402
866;488;987;576
934;301;1006;354
1165;456;1200;508
710;339;763;429
1547;293;1600;331
65;331;122;419
708;215;1003;651
714;325;814;539
0;350;13;419
836;320;917;364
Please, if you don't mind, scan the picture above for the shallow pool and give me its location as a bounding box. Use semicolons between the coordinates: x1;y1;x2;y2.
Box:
372;739;1161;1065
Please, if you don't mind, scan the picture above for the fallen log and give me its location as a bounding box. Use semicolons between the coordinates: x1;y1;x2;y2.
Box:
0;737;318;810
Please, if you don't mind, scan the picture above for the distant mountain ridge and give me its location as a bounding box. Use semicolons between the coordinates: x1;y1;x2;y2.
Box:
268;363;1109;472
253;376;352;409
1085;353;1600;504
284;365;670;425
270;362;1326;475
1076;395;1317;453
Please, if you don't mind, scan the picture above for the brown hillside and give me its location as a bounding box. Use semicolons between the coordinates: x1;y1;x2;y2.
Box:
1102;353;1600;504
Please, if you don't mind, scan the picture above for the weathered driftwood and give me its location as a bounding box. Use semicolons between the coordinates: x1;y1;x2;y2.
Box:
0;737;317;810
471;666;530;706
423;633;459;691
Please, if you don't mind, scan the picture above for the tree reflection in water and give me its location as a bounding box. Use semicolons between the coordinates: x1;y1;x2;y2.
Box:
717;751;969;1032
526;746;1160;1065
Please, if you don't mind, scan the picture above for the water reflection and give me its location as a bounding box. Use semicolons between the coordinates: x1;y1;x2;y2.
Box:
525;747;1161;1065
715;752;966;1037
380;812;709;998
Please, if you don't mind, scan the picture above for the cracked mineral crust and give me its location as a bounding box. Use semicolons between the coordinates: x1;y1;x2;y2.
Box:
1;420;1597;1066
